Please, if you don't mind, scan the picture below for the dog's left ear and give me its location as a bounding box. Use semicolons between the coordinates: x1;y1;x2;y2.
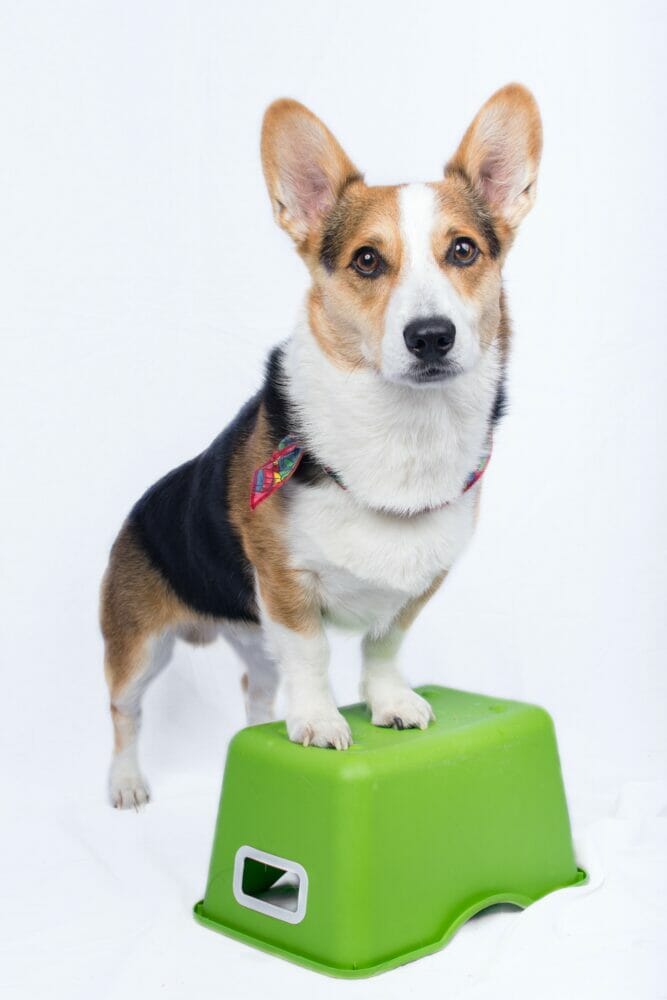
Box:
261;99;360;245
447;84;543;230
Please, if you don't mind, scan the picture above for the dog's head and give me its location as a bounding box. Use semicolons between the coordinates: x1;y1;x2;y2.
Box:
261;85;542;386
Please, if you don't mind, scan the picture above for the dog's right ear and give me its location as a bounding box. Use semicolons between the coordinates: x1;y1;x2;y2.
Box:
261;99;361;246
446;84;542;231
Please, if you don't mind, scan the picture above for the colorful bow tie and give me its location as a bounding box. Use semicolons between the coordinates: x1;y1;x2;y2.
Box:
250;433;492;512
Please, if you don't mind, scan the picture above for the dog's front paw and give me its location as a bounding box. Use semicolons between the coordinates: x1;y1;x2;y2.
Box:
370;687;435;731
287;710;353;750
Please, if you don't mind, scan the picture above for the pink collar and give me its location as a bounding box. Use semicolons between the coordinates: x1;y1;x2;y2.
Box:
250;433;493;514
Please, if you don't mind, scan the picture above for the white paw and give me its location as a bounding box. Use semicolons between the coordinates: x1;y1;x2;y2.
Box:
287;710;353;750
369;688;435;731
109;762;151;810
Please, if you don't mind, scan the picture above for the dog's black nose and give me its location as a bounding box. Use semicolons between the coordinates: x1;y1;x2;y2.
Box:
403;317;456;361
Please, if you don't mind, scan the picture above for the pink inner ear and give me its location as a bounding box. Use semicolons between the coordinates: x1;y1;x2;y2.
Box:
478;149;520;210
284;161;335;226
301;167;335;222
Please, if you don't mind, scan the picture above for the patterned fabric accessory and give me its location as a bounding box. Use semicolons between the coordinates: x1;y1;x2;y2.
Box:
249;432;493;511
249;435;304;510
460;433;493;496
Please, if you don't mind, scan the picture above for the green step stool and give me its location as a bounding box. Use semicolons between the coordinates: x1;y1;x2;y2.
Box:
193;685;585;977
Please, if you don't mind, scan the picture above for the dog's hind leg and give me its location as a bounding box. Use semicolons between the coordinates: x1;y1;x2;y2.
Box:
105;630;175;808
222;624;280;726
101;522;186;808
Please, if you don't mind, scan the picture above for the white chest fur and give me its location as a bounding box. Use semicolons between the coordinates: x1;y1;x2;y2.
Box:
282;320;500;635
285;319;500;514
287;479;477;635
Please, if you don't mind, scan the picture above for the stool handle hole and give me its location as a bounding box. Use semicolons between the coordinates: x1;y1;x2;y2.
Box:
233;846;308;925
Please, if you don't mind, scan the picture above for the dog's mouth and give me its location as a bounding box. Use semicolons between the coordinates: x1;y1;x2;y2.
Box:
406;361;462;385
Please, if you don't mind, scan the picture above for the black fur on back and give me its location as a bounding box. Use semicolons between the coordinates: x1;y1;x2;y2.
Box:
129;346;298;621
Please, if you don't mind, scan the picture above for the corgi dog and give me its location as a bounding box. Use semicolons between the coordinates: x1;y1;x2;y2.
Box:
101;84;542;808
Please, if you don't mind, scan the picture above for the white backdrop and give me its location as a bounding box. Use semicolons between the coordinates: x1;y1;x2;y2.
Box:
1;2;665;998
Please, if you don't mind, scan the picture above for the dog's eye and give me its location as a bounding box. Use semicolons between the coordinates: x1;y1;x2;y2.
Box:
351;246;382;277
448;237;480;267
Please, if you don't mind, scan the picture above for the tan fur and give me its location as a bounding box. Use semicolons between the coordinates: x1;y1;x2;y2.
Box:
429;178;503;349
307;183;404;370
227;406;320;636
395;573;446;631
307;288;365;371
101;523;194;698
110;704;134;754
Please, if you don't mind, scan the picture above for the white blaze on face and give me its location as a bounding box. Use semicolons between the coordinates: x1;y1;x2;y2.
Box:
381;183;480;384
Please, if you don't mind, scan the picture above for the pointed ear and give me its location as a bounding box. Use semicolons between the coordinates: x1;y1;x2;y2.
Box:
261;99;361;245
447;84;543;230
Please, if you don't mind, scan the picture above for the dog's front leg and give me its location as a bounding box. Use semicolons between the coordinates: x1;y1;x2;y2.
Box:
361;626;435;731
261;608;352;749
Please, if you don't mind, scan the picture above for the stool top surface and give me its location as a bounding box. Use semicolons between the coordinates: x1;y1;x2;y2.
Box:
229;685;550;777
